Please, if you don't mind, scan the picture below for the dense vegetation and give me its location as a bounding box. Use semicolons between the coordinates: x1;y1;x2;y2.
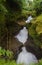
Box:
0;0;42;65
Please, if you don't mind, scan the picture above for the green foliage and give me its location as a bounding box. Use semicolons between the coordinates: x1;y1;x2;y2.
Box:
34;0;42;15
6;50;13;59
38;59;42;65
0;0;23;41
0;47;19;65
26;14;42;47
33;59;42;65
0;58;42;65
0;47;6;56
0;47;13;59
0;58;17;65
32;14;42;35
36;23;42;34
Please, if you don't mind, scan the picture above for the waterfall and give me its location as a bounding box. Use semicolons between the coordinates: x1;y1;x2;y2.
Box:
15;27;28;44
15;26;38;65
25;16;33;23
16;47;38;65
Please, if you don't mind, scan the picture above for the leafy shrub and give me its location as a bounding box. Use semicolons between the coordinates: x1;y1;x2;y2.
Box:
0;58;17;65
32;14;42;35
0;47;6;56
26;14;42;47
0;47;13;59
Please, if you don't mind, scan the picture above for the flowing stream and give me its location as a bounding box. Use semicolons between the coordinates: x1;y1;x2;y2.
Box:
15;26;38;65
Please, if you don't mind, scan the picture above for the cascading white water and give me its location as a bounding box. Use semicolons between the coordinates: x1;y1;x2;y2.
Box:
15;27;28;44
15;26;38;65
25;16;33;23
17;47;38;65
